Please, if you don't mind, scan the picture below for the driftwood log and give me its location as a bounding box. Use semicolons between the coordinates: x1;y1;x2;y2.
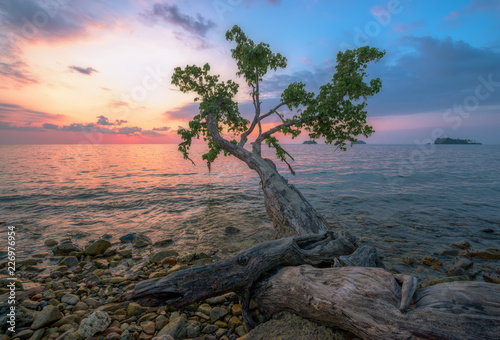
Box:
130;231;500;339
130;231;358;309
252;265;500;340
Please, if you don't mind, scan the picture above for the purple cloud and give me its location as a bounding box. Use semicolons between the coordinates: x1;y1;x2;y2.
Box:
152;126;171;131
143;3;215;37
69;65;98;75
142;130;165;137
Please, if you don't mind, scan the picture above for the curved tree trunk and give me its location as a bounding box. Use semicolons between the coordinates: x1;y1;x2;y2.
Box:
205;112;329;238
256;158;330;238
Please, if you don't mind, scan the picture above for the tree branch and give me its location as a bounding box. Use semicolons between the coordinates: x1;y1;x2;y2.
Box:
255;118;303;144
259;101;292;121
238;70;262;147
205;106;256;167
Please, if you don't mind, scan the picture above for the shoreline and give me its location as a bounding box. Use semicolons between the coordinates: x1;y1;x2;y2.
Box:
1;231;499;339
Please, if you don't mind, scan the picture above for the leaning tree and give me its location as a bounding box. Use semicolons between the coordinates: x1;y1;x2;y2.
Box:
132;27;500;339
173;25;385;238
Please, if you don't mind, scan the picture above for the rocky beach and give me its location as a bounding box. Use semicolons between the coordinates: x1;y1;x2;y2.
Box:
1;226;499;340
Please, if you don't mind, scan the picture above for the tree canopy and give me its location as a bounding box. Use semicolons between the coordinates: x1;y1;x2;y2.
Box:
172;25;385;172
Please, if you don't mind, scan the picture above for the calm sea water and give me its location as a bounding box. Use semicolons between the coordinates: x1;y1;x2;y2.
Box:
1;144;499;280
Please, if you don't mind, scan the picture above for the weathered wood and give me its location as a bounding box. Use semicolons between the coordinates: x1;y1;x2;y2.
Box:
252;265;500;340
260;161;330;238
129;231;358;307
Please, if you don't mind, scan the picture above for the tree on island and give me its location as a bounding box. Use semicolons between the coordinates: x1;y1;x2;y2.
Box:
173;25;385;238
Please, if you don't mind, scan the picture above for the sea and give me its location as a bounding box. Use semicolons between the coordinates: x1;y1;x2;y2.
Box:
1;143;499;281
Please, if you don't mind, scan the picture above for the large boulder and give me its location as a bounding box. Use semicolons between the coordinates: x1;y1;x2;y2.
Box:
247;312;340;340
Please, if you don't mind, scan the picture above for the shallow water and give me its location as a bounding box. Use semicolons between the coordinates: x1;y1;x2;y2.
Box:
1;144;499;281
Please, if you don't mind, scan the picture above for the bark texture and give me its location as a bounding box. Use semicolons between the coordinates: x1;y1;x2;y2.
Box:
258;159;330;238
129;231;358;308
252;265;500;340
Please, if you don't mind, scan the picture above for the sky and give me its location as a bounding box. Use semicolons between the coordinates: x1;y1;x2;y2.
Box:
0;0;499;145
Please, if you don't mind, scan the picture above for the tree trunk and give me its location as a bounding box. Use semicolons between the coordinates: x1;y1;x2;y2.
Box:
252;265;500;340
256;158;330;238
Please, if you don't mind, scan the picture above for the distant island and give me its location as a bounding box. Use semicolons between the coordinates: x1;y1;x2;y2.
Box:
354;141;367;144
302;140;317;144
434;138;481;145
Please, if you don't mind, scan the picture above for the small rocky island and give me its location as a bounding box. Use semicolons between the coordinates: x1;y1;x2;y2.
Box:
434;138;481;145
354;141;366;144
302;140;317;144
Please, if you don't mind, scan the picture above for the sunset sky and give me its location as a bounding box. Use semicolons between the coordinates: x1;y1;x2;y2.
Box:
1;0;499;145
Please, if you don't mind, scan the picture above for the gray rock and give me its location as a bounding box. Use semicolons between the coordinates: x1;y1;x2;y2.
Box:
210;307;228;322
29;328;45;340
149;250;179;264
446;258;473;276
126;302;147;317
85;275;101;288
120;233;136;243
16;329;33;339
247;312;339;340
155;315;168;331
177;253;196;264
119;330;135;340
151;335;174;340
73;301;89;312
31;305;63;330
186;320;201;338
157;315;187;339
452;240;471;249
52;243;81;256
225;226;240;234
117;248;133;258
54;314;81;327
62;256;79;268
61;294;80;305
132;234;152;248
484;272;500;284
203;324;219;334
104;333;121;340
21;300;40;310
84;239;112;256
44;239;58;247
77;311;112;337
154;239;173;247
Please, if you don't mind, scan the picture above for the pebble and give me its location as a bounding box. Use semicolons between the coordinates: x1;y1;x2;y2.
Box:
421;257;443;267
451;240;471;249
84;239;112;256
44;239;58;247
133;234;153;248
15;232;493;340
78;311;112;337
52;243;81;256
61;294;80;305
31;305;63;330
149;250;179;264
127;302;147;317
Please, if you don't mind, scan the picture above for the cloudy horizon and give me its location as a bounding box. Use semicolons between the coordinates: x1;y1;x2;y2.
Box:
1;0;499;145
